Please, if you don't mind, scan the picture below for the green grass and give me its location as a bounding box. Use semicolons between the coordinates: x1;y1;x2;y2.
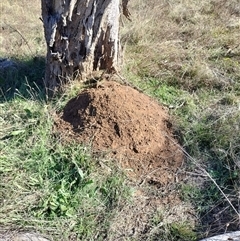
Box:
0;98;130;240
122;0;240;238
0;56;45;100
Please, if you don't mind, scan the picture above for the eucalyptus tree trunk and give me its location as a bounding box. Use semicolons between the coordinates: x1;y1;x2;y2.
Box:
41;0;130;92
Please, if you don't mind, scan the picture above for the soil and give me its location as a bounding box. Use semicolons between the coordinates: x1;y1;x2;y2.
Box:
55;80;183;185
51;80;191;240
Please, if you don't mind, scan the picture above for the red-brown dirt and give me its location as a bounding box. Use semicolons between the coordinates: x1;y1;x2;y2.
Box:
55;80;183;185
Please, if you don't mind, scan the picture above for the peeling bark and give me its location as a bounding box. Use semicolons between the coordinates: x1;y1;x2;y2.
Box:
41;0;130;93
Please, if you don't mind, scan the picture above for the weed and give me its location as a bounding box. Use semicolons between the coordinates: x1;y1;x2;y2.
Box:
0;96;131;239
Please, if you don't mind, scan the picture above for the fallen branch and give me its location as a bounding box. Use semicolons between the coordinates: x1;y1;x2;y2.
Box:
165;133;240;219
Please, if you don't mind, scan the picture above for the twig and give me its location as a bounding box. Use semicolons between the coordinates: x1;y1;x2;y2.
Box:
165;132;240;219
4;22;33;55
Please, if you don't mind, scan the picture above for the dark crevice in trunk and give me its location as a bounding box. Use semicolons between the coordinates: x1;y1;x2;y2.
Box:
41;0;130;93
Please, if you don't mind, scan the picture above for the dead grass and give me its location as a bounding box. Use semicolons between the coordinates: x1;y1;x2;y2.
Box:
122;0;240;238
122;0;240;91
0;0;45;58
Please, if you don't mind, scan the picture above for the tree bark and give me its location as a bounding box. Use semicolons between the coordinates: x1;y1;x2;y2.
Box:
41;0;130;93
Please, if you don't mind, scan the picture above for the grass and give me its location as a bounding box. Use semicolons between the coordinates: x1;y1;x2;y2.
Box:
1;0;240;240
0;98;130;240
0;0;45;100
121;0;240;238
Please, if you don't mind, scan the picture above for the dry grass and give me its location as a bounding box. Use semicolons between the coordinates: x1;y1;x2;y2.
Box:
0;0;45;58
122;0;240;238
122;0;240;91
0;0;46;98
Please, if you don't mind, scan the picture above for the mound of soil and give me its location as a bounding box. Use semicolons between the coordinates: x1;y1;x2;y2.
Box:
55;81;183;185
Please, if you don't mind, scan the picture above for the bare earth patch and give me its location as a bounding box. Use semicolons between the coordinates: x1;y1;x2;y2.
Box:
53;80;191;239
55;80;183;185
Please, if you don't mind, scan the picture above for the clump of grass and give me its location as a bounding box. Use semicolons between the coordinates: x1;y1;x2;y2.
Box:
0;57;45;100
0;97;131;240
146;206;197;241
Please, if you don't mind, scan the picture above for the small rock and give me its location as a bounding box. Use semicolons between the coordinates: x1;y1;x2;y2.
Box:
199;231;240;241
13;233;50;241
0;58;17;69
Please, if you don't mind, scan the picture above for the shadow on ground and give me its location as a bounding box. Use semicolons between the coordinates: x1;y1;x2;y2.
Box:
0;56;45;102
